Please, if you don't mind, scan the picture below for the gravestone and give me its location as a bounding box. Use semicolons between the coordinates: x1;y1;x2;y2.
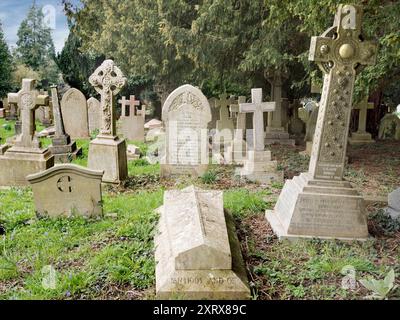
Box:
155;186;250;299
385;188;400;219
87;97;102;134
49;86;82;163
161;84;211;177
378;113;400;140
289;100;306;136
265;71;295;146
227;96;247;164
118;95;145;142
127;144;140;160
239;88;282;183
61;88;89;139
5;96;18;121
87;60;128;184
301;105;319;156
27;164;103;218
0;79;54;186
208;97;219;130
214;94;235;146
0;98;7;118
266;4;377;240
348;97;375;144
145;118;162;130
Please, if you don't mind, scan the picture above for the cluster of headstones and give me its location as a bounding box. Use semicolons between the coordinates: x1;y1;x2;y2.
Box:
0;4;398;300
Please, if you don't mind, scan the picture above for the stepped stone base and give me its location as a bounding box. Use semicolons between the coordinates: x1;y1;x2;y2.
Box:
265;128;295;146
49;135;82;163
240;150;283;184
266;172;369;241
348;132;375;145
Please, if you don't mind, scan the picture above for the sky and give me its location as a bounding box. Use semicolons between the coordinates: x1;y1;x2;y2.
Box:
0;0;80;53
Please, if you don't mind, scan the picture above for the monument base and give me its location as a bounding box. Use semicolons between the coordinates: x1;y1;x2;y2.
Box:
0;147;54;186
240;150;283;184
348;132;375;145
265;127;295;146
88;136;128;184
160;163;208;178
265;172;369;241
50;136;82;163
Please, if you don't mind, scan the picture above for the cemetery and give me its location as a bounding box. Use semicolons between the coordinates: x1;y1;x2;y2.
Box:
0;1;399;301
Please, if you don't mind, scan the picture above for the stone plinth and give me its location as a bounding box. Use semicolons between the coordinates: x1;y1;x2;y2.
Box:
49;136;82;163
88;136;128;184
240;150;283;184
266;173;368;240
27;164;103;218
348;131;375;145
265;127;295;146
155;186;250;300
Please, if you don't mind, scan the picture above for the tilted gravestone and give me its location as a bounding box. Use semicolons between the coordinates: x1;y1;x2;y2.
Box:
239;88;282;184
87;97;101;134
87;60;128;184
61;88;89;139
348;96;375;144
0;79;54;186
161;84;211;177
27;164;103;218
155;185;250;299
49;86;82;163
266;4;377;240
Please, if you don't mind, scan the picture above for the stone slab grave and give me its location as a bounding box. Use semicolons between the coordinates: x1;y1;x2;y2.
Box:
226;96;247;165
155;186;250;300
266;4;377;240
265;71;295;146
118;95;145;142
87;60;128;184
214;94;235;147
239;88;283;184
161;84;211;177
87;97;101;134
348;96;375;145
378;113;400;140
27;164;103;218
61;88;89;139
0;79;54;186
385;188;400;219
48;86;82;163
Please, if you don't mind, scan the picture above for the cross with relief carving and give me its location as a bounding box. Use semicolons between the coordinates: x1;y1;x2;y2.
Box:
308;4;377;180
89;60;127;137
8;79;49;149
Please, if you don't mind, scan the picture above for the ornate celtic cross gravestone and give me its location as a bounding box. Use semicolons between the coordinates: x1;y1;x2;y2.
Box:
87;60;128;184
0;79;54;186
238;88;283;184
348;96;375;144
266;4;377;240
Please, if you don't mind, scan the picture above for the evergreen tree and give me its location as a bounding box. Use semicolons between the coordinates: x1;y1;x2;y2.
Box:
0;21;13;98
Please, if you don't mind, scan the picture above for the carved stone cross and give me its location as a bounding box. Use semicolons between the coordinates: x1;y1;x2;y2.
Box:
8;79;49;149
240;89;275;152
308;4;377;180
353;96;374;133
89;60;127;137
216;94;235;122
119;95;142;117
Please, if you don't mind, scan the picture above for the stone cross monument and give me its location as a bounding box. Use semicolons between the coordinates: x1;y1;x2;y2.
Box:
227;96;247;164
266;4;377;240
87;60;128;183
239;88;282;183
118;95;145;141
348;96;375;144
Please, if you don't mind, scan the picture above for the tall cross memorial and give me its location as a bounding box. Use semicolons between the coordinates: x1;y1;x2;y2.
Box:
348;96;375;144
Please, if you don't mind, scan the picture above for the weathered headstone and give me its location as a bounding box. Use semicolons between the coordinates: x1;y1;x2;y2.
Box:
301;104;319;156
289;100;306;136
207;97;219;130
49;86;82;163
214;94;235;146
348;96;375;144
378;113;400;140
87;60;128;184
265;71;295;146
266;4;377;240
127;144;140;160
145;118;163;130
61;88;89;139
385;188;400;219
87;97;102;134
239;88;282;183
155;186;250;299
118;95;145;142
161;84;211;177
27;164;103;218
227;96;247;164
0;79;54;186
5;95;18;121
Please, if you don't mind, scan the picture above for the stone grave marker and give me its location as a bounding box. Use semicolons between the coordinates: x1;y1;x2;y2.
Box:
145;119;162;130
207;97;219;130
87;97;102;134
378;113;400;140
161;84;211;177
118;95;145;142
49;86;82;163
266;4;377;240
301;104;319;156
289;100;306;136
61;88;89;139
27;164;103;218
239;88;282;183
385;188;400;219
155;185;250;299
214;94;235;146
227;96;247;164
348;96;375;144
0;79;54;186
87;60;128;184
